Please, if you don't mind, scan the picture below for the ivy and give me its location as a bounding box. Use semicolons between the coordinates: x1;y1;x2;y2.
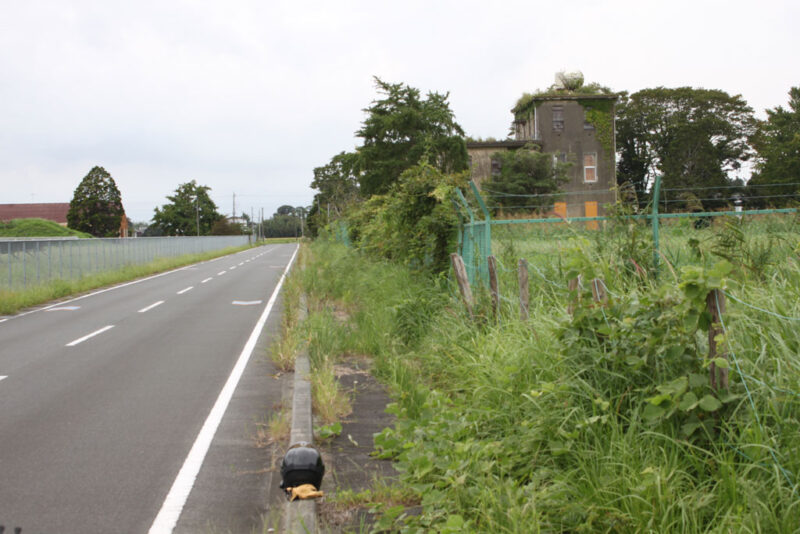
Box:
579;98;615;157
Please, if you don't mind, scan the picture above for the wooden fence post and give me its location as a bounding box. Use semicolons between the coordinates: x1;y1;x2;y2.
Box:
591;278;608;305
518;259;529;321
567;276;581;315
450;253;474;319
487;255;500;321
707;289;728;390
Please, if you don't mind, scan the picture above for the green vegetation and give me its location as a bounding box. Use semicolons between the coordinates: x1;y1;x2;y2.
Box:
151;180;224;236
356;77;468;197
0;243;254;315
295;212;800;531
482;145;570;212
67;166;125;237
579;97;615;156
0;218;91;238
749;86;800;206
616;88;756;204
512;82;614;120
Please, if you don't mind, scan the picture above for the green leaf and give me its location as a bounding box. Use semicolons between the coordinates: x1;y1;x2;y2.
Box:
678;391;699;411
698;394;722;412
712;357;729;369
642;403;666;421
689;373;707;388
657;376;688;397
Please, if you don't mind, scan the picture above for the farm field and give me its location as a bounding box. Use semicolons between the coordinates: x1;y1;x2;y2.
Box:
295;214;800;532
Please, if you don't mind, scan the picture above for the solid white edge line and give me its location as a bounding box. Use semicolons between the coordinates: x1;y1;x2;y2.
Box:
0;376;7;381
148;243;299;534
177;286;194;295
139;301;165;313
66;325;115;347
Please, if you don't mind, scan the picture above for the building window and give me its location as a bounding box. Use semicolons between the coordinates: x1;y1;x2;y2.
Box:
583;110;595;130
583;153;597;183
491;157;502;178
552;105;564;131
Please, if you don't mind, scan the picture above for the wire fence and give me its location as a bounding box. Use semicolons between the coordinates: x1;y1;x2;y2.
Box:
457;178;799;287
0;235;251;290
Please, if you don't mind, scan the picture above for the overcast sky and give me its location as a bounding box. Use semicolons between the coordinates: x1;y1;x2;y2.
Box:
1;0;797;223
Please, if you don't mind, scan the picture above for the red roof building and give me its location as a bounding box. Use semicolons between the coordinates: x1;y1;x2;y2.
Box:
0;203;71;225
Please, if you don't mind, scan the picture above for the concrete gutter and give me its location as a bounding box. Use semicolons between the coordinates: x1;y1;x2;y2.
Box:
284;297;318;534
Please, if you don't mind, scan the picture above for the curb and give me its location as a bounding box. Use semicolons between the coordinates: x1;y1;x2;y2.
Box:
284;296;317;534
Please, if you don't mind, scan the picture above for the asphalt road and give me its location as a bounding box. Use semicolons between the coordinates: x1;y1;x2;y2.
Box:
0;243;297;534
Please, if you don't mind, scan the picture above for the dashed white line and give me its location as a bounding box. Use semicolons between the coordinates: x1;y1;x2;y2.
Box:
232;300;263;306
0;376;7;382
229;266;237;270
177;286;194;295
139;301;165;313
46;306;81;312
217;271;227;276
201;277;213;284
66;325;115;347
238;262;244;266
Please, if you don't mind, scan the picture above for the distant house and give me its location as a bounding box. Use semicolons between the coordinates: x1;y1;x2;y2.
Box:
467;80;618;219
0;203;70;226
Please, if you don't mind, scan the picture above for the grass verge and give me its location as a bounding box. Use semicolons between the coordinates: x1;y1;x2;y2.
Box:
0;243;259;315
293;237;800;533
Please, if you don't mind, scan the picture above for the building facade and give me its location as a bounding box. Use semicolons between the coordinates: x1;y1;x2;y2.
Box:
467;93;618;219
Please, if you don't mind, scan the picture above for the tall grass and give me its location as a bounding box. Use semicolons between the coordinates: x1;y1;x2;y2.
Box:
297;226;800;532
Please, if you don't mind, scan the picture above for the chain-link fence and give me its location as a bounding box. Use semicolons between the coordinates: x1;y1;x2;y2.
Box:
0;235;251;289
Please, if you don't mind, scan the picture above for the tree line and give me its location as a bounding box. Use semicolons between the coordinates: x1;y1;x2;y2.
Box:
66;169;308;238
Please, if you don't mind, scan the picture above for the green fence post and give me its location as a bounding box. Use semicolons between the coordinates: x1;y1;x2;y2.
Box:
651;175;662;278
469;180;492;285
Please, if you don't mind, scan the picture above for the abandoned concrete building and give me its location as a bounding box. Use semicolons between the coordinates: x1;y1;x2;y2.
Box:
467;84;618;219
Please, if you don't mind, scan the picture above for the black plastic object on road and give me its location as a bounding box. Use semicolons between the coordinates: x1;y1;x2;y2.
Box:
280;442;325;491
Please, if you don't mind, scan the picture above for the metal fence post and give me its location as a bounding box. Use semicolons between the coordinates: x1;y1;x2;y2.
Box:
651;175;662;279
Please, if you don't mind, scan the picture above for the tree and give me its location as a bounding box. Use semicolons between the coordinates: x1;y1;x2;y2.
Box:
151;181;222;236
481;145;570;213
356;77;468;196
67;166;125;237
616;87;756;209
748;86;800;206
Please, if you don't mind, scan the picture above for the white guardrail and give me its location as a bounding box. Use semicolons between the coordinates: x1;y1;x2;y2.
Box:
0;235;251;289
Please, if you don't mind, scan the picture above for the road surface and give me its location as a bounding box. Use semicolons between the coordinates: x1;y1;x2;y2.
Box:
0;243;297;533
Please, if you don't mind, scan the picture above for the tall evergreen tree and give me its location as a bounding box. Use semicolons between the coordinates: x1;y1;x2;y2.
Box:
67;166;125;237
356;77;467;196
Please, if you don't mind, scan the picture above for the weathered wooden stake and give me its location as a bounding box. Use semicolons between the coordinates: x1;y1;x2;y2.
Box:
567;276;581;315
707;289;728;390
518;259;529;321
450;253;474;319
487;255;500;321
591;278;608;304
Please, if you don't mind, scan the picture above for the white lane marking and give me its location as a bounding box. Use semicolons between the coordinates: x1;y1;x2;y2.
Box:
0;318;9;323
177;286;194;295
66;325;115;347
139;301;165;313
148;244;299;534
217;271;227;276
0;376;7;381
46;306;81;312
238;262;244;266
229;266;237;270
231;300;262;306
201;278;213;284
